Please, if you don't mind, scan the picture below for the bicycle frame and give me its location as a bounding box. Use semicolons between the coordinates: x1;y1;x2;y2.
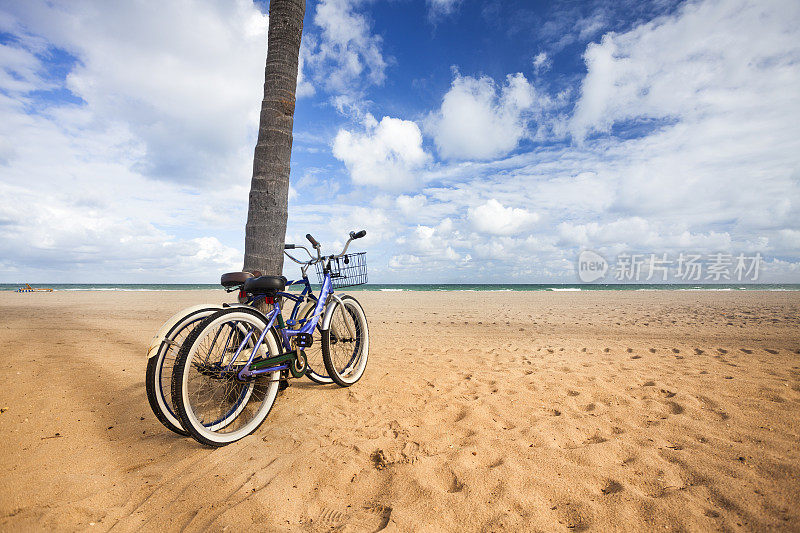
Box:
235;272;333;380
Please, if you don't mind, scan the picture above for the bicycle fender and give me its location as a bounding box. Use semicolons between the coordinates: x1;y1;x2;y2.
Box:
222;303;272;321
320;294;346;331
146;304;224;359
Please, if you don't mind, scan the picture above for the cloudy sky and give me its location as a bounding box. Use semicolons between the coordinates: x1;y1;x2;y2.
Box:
0;0;798;283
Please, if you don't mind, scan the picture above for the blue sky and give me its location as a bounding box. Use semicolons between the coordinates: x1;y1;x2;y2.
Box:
0;0;798;283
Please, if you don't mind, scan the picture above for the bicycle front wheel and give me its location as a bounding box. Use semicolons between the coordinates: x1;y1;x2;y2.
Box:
171;308;281;446
296;295;333;384
322;295;369;387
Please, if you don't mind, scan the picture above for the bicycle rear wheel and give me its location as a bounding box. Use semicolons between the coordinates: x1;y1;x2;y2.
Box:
145;305;221;435
172;308;281;446
322;295;369;387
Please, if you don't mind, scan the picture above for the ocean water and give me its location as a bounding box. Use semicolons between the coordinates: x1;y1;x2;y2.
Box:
2;283;799;292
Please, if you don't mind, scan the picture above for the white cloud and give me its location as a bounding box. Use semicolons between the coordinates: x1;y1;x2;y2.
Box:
388;218;465;270
427;0;462;18
327;205;393;247
2;0;269;185
332;114;431;189
532;52;551;73
396;194;427;216
388;254;421;269
0;1;270;282
359;0;800;281
427;72;539;160
570;0;800;141
295;50;315;98
0;174;243;282
0;42;50;93
304;0;387;97
468;199;539;236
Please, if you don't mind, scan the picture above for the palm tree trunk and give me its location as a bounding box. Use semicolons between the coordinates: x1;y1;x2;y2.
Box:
244;0;306;275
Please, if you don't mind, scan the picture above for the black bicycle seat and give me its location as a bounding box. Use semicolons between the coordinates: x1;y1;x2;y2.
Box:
243;275;287;294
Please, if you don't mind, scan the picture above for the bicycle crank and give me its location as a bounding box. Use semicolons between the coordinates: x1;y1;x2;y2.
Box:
290;350;307;378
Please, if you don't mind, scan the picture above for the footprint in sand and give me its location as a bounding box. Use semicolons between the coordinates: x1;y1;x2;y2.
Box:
346;505;392;531
717;348;728;354
601;480;623;495
649;348;656;353
489;457;505;468
551;501;590;531
567;390;580;397
584;433;607;445
667;401;684;415
765;349;779;354
626;348;633;353
740;348;753;354
672;348;681;354
643;380;656;387
316;508;346;528
583;403;596;412
694;348;704;355
659;389;676;398
371;450;389;470
696;395;730;421
447;473;465;493
630;355;642;360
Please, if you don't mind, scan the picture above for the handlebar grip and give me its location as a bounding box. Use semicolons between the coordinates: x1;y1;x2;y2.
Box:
284;244;295;249
306;234;320;248
350;230;367;239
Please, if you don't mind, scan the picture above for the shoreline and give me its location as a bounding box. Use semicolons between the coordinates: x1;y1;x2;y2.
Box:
2;286;799;293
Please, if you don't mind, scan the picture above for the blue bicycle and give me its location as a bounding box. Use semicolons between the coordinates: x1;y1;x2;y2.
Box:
170;231;370;446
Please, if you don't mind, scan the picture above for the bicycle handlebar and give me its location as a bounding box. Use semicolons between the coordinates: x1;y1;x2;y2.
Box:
283;230;367;267
306;234;320;249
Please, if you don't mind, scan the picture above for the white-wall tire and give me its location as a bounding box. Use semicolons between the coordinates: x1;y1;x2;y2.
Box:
321;295;369;387
145;305;222;435
171;308;281;446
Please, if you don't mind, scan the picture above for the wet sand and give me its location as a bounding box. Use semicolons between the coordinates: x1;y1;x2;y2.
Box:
0;290;798;531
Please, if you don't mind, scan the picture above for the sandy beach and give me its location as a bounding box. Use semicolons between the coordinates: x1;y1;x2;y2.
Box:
0;289;798;531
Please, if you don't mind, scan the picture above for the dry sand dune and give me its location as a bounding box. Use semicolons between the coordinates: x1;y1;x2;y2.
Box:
1;290;799;531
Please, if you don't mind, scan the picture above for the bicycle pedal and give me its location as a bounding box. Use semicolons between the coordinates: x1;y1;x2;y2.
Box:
295;333;313;348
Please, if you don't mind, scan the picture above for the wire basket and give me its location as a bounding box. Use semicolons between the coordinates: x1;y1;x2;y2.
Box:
317;252;367;289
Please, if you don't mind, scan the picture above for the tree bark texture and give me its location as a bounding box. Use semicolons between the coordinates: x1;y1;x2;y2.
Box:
243;0;306;275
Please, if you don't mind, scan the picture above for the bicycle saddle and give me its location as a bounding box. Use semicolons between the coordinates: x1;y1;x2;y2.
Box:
243;275;287;294
220;271;262;288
